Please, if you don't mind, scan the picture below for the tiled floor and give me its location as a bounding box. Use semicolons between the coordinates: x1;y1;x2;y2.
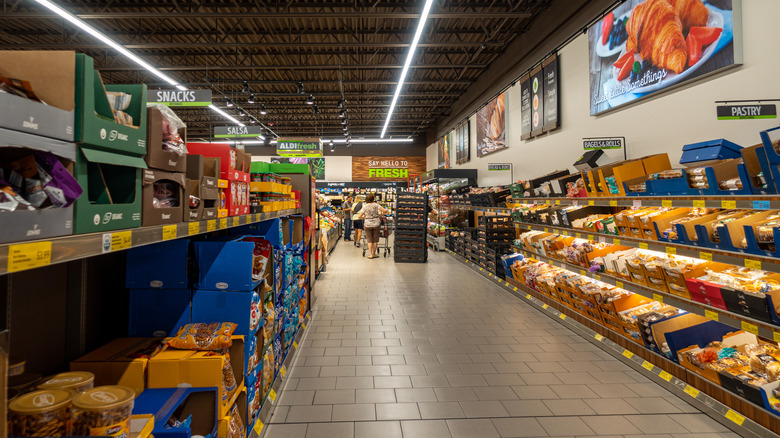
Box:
264;239;740;438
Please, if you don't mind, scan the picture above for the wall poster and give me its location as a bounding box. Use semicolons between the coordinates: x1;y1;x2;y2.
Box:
271;157;325;180
542;54;560;132
588;0;741;115
476;93;506;157
437;133;450;169
520;74;532;140
530;66;545;137
455;121;470;164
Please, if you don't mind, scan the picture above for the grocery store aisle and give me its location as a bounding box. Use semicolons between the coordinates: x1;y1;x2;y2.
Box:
265;243;738;438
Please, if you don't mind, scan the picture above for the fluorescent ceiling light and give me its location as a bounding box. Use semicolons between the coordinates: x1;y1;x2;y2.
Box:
209;105;245;126
380;0;435;138
330;138;413;144
34;0;244;126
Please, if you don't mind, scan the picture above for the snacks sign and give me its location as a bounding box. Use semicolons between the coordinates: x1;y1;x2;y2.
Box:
588;0;741;115
147;89;212;107
352;157;426;181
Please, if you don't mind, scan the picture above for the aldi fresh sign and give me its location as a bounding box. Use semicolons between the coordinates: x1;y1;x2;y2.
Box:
276;138;323;157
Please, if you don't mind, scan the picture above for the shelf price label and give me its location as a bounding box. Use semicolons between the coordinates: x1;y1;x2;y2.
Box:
256;213;263;222
741;321;759;335
692;200;706;208
774;332;780;343
587;235;594;241
653;294;664;304
544;228;549;232
188;222;200;235
293;340;299;349
268;389;277;403
555;200;561;205
103;231;132;253
659;371;673;382
641;361;654;371
662;200;673;208
513;287;518;291
594;334;604;341
721;200;737;209
705;310;719;321
594;274;601;281
639;242;649;250
725;410;745;425
576;233;582;238
207;220;216;232
613;238;620;245
526;294;531;299
253;420;264;435
666;247;677;255
633;200;642;207
609;200;618;207
7;241;52;273
580;269;587;275
542;304;549;309
753;200;770;210
559;314;566;320
699;252;712;261
615;281;624;289
219;218;228;229
683;385;700;398
745;259;762;270
280;366;287;377
622;350;634;359
588;200;595;206
162;225;177;240
233;217;240;227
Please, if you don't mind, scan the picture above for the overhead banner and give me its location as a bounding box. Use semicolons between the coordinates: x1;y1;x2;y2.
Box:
717;104;777;120
476;93;506;157
588;0;742;115
275;137;323;157
147;89;212;107
352;156;427;181
542;54;560;132
455;121;470;165
214;125;264;138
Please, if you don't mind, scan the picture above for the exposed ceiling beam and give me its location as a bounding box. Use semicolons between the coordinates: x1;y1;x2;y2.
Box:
7;42;504;49
3;11;532;19
97;64;486;71
170;80;471;87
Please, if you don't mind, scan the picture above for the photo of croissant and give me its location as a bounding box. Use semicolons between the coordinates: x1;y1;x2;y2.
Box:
476;93;506;157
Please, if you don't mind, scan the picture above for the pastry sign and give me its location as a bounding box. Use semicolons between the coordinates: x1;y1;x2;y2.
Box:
717;104;777;120
147;89;212;107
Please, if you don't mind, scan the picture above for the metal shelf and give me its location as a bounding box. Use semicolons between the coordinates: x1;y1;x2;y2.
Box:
445;249;777;438
0;209;302;276
455;195;780;210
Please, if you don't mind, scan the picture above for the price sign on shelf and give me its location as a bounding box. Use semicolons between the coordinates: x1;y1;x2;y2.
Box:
220;218;228;229
162;225;177;240
653;294;664;304
659;371;673;382
683;385;700;398
666;246;676;255
745;259;762;270
7;241;52;273
633;200;642;207
699;252;712;261
692;200;706;208
722;200;737;209
188;222;200;235
705;310;719;321
609;200;618;207
588;200;595;206
725;410;745;425
639;242;649;250
594;334;604;341
615;281;624;289
233;217;240;227
269;389;277;403
641;361;654;371
662;200;673;208
612;238;620;245
207;220;216;232
253;420;264;435
622;350;634;359
742;321;759;335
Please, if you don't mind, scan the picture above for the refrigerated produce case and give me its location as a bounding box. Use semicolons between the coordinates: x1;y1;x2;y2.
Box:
420;169;477;251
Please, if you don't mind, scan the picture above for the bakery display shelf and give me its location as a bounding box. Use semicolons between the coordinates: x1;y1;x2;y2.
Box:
455;195;780;210
445;249;778;438
250;312;311;438
511;244;780;348
0;208;302;276
513;221;780;275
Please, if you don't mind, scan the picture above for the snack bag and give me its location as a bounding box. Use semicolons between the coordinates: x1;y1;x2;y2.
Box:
168;322;236;350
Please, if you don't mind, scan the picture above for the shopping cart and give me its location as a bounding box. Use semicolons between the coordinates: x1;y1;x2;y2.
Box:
362;215;394;258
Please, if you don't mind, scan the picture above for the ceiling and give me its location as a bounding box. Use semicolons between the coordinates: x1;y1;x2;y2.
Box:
0;0;556;141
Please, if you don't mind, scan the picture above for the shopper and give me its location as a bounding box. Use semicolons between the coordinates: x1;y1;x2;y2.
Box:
342;195;353;241
352;195;364;246
359;193;388;258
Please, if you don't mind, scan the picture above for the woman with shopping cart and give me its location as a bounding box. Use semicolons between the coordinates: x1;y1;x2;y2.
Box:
357;193;389;259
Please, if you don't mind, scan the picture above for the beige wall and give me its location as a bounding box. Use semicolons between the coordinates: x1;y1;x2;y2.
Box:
428;0;780;187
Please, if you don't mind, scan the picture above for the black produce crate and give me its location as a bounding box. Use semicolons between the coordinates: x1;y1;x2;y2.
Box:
397;191;427;199
395;242;427;251
394;257;427;264
395;220;427;229
396;228;427;237
395;246;428;257
478;216;513;230
396;202;427;210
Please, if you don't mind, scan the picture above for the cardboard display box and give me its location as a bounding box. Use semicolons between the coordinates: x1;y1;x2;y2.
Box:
145;106;187;172
133;387;219;438
72;144;145;234
0;129;79;243
70;337;163;395
191;287;264;338
75;54;147;155
129;288;191;337
184;179;204;221
227;179;250;216
0;51;75;141
125;238;191;289
186;154;220;198
187;143;243;180
142;168;185;226
195;238;264;291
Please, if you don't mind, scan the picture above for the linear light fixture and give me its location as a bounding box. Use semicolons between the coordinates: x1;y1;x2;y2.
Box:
34;0;246;127
380;0;435;138
211;138;412;145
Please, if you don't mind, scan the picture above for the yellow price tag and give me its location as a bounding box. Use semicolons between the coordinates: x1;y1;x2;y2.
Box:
722;200;737;209
253;420;264;435
562;230;568;236
293;341;299;349
280;366;287;377
559;314;566;320
616;281;624;289
639;242;649;250
111;231;132;251
207;220;216;232
699;252;712;261
612;238;620;245
302;322;307;330
513;287;518;291
642;361;654;371
479;267;483;271
555;200;561;205
269;389;277;402
526;294;531;299
622;350;634;359
233;217;240;226
594;274;601;281
488;273;493;277
162;225;177;240
653;294;664;304
683;385;700;398
587;235;594;241
219;218;228;229
741;321;759;335
588;200;595;206
774;332;780;343
580;269;587;275
545;200;550;205
745;259;762;270
666;247;677;255
662;200;673;208
659;371;673;381
7;241;52;273
188;222;200;235
609;200;618;207
594;334;604;341
256;213;263;222
725;410;745;425
705;310;719;321
576;233;582;238
692;200;706;208
544;228;549;232
542;304;549;309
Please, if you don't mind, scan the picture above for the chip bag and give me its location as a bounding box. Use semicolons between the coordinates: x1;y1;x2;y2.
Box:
168;322;236;350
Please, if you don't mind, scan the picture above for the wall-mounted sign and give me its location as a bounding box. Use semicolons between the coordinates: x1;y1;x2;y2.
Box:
455;121;470;165
352;156;427;181
542;54;560;132
476;93;506;157
530;66;545;137
147;89;212;106
437;132;451;169
717;104;777;120
583;137;624;150
520;74;532;140
588;0;742;115
214;125;264;138
520;54;561;140
488;164;511;171
275;138;323;157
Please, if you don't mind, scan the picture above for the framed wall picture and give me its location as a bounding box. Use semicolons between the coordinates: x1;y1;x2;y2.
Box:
476;93;507;157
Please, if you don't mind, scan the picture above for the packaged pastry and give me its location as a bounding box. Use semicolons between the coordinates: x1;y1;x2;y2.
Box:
168;322;237;350
71;386;134;436
9;389;73;436
38;371;94;394
719;177;743;191
227;404;245;438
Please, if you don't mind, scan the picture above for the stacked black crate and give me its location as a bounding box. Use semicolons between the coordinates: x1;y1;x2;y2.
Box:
394;192;428;263
477;216;514;278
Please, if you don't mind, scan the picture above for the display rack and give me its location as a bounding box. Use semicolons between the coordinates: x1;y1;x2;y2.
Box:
0;209;301;276
420;169;477;252
444;249;779;438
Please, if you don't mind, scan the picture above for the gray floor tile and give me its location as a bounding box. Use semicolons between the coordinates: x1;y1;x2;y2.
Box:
296;377;337;391
670;414;731;433
336;376;374;389
401;420;453;438
624;414;690;434
623;397;683;414
264;423;307;438
447;374;489;387
279;390;315;406
585;397;640;415
411;375;451;388
537;416;594;436
376;402;421;420
434;387;479;402
582;415;642;435
331;403;376;422
374;375;413;388
501;399;554;417
473;386;519;401
390;364;428;376
313;389;355;405
356;365;392;377
396;388;438;402
518;372;563;385
491;417;548;437
459;400;510;418
512;385;559;399
354;421;402;438
418;401;466;419
286;405;333;423
372;355;406;365
355;388;396;404
268;405;289;423
319;365;356;377
304;422;354;438
446;419;500;438
484;374;525;386
339;356;372;366
542;399;596;416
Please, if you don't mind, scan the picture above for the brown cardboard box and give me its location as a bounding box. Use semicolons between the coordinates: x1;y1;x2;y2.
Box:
146;107;187;172
184;179;204;221
70;337;162;395
187;154;220;199
142;168;185;226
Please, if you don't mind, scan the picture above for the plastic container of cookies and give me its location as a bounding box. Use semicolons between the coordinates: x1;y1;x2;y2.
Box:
71;385;135;436
9;388;73;436
38;371;94;394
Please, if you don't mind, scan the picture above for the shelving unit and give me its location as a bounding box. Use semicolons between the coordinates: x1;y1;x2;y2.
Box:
420;169;477;252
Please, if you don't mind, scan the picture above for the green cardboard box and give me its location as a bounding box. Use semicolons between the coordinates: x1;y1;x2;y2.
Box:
75;54;147;156
270;163;309;174
73;144;146;234
250;161;271;173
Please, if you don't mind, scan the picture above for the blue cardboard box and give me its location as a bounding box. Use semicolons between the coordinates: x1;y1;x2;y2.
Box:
191;288;264;339
126;239;191;289
237;217;285;247
132;387;219;438
129;289;191;337
679;139;742;165
663;320;735;364
195;238;262;291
